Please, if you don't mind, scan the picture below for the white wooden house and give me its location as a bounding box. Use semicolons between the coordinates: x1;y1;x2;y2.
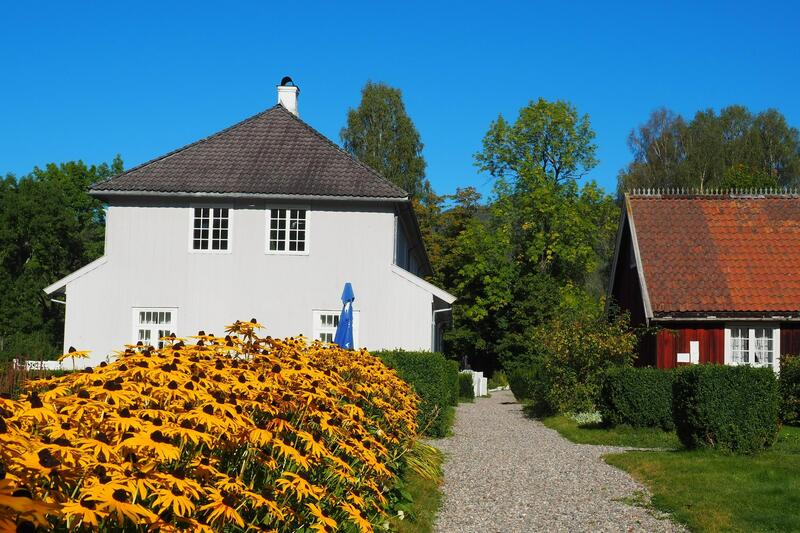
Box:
44;80;455;366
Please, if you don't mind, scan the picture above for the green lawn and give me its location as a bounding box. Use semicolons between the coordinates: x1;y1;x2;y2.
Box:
541;415;681;449
604;426;800;533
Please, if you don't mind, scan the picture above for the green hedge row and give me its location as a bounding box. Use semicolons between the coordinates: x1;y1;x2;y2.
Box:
375;350;459;438
599;367;674;430
458;372;475;401
508;366;539;403
780;355;800;425
673;365;780;454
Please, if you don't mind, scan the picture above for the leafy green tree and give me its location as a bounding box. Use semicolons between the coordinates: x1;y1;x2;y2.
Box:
475;97;597;185
444;99;619;371
618;106;800;194
0;156;122;360
341;81;428;197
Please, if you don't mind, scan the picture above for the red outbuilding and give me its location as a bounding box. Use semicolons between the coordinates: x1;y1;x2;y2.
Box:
608;190;800;371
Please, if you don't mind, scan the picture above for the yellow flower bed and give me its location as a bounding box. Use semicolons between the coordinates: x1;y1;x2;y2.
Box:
0;320;419;531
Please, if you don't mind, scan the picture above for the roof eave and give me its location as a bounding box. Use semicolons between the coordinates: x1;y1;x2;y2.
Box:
653;313;800;322
89;190;409;203
624;194;654;322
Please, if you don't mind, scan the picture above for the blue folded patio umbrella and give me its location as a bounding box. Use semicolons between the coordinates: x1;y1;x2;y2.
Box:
333;282;355;350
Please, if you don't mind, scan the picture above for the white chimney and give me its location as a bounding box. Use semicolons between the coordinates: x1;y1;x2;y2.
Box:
277;76;300;116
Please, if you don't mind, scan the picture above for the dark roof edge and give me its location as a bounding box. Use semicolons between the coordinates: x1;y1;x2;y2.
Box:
89;190;409;202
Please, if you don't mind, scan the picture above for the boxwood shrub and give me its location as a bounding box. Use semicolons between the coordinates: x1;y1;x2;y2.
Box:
375;350;459;438
508;366;538;403
599;366;674;430
458;372;475;401
446;359;460;406
672;365;780;454
780;355;800;425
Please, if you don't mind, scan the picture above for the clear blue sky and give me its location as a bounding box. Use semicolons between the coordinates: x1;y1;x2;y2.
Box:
2;1;798;198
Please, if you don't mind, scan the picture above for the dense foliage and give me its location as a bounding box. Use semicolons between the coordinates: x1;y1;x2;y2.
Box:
618;106;800;194
599;367;674;430
340;82;428;198
780;354;800;425
439;100;619;372
511;312;636;415
374;350;458;438
672;365;780;454
0;158;122;361
0;320;422;531
507;366;539;403
458;372;474;401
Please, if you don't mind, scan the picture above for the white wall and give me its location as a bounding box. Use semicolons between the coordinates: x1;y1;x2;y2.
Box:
63;198;436;365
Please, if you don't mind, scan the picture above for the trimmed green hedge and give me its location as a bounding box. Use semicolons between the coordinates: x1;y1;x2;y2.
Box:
458;372;475;401
599;367;674;430
780;355;800;425
375;350;459;438
446;360;460;407
508;366;540;403
673;365;780;454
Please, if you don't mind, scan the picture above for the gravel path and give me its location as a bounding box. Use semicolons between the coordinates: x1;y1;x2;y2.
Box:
433;389;684;533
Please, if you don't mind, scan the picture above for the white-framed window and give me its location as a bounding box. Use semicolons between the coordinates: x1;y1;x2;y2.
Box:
724;324;780;371
132;308;177;349
317;313;339;343
312;310;359;347
191;206;231;252
266;207;309;254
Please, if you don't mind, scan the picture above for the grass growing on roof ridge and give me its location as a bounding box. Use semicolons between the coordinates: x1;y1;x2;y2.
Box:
604;426;800;532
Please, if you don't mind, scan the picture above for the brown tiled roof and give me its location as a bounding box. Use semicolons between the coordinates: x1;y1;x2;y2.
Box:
628;194;800;314
90;105;408;199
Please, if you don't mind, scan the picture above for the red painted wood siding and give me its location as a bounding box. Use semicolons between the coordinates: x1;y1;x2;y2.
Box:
782;325;800;356
655;325;725;369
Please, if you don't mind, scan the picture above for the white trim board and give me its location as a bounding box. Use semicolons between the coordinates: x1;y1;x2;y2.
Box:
624;195;654;322
390;264;456;304
43;256;108;295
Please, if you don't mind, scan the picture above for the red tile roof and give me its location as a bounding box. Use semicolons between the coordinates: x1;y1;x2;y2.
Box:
627;194;800;314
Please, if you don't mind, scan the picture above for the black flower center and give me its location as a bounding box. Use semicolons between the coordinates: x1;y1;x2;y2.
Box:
28;393;43;409
37;449;60;468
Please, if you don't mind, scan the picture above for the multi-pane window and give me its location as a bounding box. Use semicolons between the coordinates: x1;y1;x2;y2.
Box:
268;208;307;252
193;207;229;251
312;310;358;347
317;313;339;343
754;327;774;367
134;309;176;349
728;326;778;370
730;327;750;364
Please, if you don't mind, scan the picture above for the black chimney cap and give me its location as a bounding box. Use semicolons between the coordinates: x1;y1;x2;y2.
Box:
280;76;296;87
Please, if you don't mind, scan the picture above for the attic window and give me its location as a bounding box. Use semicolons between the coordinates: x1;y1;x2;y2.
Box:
192;207;230;252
